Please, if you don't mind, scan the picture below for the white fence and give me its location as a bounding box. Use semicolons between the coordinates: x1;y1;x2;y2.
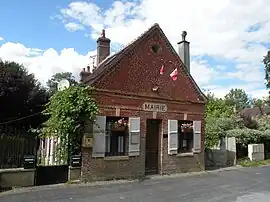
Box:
38;137;66;165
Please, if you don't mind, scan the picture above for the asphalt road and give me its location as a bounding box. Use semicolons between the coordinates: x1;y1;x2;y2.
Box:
1;166;270;202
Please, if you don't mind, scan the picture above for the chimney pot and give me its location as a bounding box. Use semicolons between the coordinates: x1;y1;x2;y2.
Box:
92;66;96;73
80;67;91;82
101;29;105;37
87;65;90;72
181;31;187;41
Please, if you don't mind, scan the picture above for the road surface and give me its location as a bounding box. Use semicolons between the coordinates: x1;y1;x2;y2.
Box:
0;166;270;202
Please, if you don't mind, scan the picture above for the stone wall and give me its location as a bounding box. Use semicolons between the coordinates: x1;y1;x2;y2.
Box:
0;168;35;189
248;144;265;161
69;167;81;181
205;137;236;170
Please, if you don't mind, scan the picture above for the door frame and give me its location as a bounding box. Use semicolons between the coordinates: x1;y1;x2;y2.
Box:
145;119;162;175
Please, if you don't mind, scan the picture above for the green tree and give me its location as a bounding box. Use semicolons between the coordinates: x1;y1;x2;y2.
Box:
224;88;251;111
204;92;235;148
227;115;270;146
251;97;269;107
46;72;77;96
205;96;234;119
41;85;99;161
204;91;216;101
0;60;49;129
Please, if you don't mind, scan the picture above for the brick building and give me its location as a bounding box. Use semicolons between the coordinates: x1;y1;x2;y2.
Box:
80;24;207;182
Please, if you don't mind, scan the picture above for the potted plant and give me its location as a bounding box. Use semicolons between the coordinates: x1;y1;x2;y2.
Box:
110;118;128;131
180;123;193;133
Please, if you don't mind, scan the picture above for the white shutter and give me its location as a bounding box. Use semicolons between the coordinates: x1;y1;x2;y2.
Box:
168;120;178;155
193;120;202;153
92;116;106;157
129;117;140;156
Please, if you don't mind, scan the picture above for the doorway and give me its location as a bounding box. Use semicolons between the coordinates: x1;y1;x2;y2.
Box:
145;119;161;175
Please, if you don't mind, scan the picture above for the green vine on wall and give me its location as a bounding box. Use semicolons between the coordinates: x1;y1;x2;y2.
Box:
41;85;99;161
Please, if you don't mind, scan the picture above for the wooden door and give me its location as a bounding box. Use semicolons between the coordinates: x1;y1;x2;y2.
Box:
145;119;160;175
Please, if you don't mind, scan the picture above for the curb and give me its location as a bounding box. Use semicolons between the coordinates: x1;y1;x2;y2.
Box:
0;166;244;196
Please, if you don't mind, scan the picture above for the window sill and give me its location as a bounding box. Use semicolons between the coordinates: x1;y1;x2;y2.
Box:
176;152;194;157
104;156;129;161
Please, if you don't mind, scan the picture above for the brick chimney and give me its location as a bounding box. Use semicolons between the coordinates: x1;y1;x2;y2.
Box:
80;66;91;82
97;29;111;65
177;31;190;73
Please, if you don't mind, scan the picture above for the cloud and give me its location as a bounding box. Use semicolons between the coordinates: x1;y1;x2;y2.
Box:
202;82;268;99
56;0;270;98
59;1;270;57
64;22;84;32
0;42;96;85
190;59;219;86
0;0;269;99
0;36;3;41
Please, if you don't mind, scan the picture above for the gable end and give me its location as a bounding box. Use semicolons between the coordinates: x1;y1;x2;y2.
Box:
83;23;207;102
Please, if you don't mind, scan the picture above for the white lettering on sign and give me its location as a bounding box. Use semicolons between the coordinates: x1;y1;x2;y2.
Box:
142;102;167;112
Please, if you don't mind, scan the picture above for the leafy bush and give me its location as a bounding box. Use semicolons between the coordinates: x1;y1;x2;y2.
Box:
41;85;99;161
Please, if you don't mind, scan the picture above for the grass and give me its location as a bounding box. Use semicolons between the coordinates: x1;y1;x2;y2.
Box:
238;157;270;167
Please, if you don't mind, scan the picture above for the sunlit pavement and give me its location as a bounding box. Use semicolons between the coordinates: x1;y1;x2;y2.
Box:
0;166;270;202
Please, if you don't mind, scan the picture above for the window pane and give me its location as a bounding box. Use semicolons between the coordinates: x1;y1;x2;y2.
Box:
105;131;111;153
118;136;124;153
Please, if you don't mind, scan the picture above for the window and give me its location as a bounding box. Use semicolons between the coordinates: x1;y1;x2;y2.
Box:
168;119;201;155
178;120;193;153
105;116;129;156
151;44;161;54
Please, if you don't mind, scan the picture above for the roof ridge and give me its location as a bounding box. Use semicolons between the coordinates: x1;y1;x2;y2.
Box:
92;24;160;70
111;23;160;57
83;23;161;83
120;23;160;50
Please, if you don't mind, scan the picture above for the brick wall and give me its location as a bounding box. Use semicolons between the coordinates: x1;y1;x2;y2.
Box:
161;136;204;174
81;138;145;182
81;95;205;182
93;28;205;103
81;106;146;182
81;26;206;181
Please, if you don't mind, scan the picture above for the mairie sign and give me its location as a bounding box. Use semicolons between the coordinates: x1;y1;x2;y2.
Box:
142;102;167;112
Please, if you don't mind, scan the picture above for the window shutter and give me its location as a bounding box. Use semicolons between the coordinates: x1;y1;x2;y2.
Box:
92;116;106;157
168;120;178;155
193;120;202;153
129;117;140;156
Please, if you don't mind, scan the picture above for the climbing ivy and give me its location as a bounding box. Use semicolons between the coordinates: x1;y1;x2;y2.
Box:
41;85;99;161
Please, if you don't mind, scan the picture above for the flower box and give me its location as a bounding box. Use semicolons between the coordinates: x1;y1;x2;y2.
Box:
180;123;193;133
181;128;193;133
111;126;127;132
108;118;128;132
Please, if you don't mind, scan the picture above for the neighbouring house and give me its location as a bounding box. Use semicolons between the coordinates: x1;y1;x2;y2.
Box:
239;107;270;127
80;23;207;182
239;107;270;120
